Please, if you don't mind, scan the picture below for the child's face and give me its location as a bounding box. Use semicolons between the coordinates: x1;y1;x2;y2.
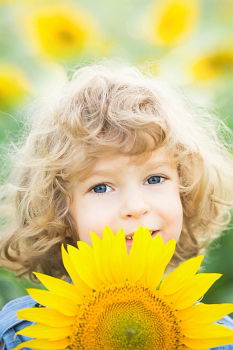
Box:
70;148;183;250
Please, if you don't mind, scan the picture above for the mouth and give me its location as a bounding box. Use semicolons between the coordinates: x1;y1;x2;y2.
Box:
125;230;159;240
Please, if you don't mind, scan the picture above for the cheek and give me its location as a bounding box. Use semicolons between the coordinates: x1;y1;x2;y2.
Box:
162;193;183;241
170;197;183;223
73;198;116;237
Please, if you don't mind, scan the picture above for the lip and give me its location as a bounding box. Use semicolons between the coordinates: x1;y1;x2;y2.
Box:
125;230;160;249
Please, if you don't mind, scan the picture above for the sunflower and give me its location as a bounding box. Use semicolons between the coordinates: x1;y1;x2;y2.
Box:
147;0;199;46
190;48;233;81
15;227;233;349
0;64;32;110
25;4;103;60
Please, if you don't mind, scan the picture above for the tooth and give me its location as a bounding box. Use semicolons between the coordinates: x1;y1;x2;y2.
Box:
126;235;133;240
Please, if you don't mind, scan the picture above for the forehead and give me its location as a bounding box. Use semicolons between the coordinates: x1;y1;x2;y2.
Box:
91;148;175;173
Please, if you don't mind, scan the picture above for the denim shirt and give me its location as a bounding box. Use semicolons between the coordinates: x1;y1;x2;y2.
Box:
1;295;233;350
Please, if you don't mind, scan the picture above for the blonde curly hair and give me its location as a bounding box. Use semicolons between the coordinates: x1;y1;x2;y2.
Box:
0;61;233;280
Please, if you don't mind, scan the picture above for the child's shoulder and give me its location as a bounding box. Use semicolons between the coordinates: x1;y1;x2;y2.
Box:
0;295;34;349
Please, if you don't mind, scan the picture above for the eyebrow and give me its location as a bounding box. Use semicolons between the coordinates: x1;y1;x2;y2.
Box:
89;161;173;178
88;167;122;177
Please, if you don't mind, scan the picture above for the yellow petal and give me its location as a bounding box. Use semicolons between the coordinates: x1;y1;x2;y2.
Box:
27;288;78;316
99;227;115;283
91;228;127;284
112;229;128;283
61;245;90;295
77;239;93;252
17;307;74;327
184;334;233;349
127;227;152;283
142;234;164;285
178;303;233;326
143;235;165;276
90;231;109;283
146;237;176;289
183;348;208;350
13;338;70;349
183;322;233;338
160;255;204;295
67;244;102;290
165;273;222;309
17;323;71;340
61;244;81;286
34;272;82;303
82;228;126;287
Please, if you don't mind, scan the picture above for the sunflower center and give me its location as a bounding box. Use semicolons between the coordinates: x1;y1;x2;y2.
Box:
56;29;76;44
70;283;184;350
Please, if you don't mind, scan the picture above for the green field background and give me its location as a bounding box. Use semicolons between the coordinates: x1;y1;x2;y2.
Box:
0;0;232;311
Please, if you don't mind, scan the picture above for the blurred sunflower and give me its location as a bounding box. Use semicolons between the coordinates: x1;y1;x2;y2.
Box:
25;4;105;60
190;48;233;81
14;227;233;350
147;0;199;46
0;64;32;110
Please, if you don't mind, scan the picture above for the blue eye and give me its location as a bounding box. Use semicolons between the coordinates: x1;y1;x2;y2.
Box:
91;184;109;193
146;176;165;184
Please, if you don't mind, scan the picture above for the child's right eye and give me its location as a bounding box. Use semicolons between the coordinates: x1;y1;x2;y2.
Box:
91;184;111;194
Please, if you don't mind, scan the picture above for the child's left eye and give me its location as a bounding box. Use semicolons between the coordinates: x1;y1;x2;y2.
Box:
145;176;166;185
90;184;112;194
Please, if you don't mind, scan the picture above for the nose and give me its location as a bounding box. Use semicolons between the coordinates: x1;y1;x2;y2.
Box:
119;188;150;219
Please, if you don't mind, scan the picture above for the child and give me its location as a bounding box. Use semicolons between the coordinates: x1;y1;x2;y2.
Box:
0;61;233;349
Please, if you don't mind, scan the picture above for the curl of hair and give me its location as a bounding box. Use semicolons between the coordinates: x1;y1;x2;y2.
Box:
0;60;233;280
